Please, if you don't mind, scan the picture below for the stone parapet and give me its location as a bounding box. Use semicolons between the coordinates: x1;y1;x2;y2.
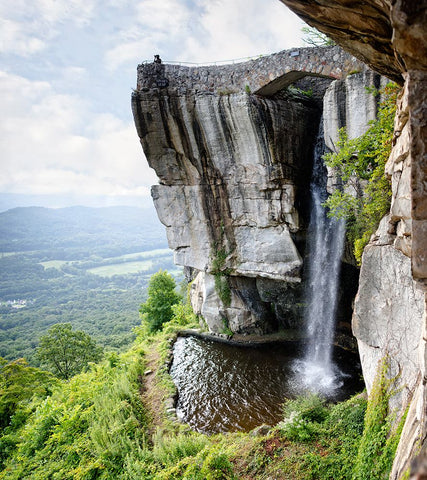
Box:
136;45;366;96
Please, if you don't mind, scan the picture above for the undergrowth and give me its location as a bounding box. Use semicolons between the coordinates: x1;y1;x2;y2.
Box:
0;305;407;480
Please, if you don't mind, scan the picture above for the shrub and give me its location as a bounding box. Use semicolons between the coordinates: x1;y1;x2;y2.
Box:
353;357;405;480
279;394;328;442
323;83;399;263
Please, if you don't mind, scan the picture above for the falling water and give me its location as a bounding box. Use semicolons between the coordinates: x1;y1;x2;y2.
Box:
292;121;346;395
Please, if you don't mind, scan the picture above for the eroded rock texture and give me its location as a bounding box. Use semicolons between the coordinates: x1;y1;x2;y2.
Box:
132;47;380;338
280;1;426;477
133;87;319;333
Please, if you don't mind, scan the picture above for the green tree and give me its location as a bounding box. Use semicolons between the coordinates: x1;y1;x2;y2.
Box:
302;26;336;46
139;270;181;332
36;323;103;379
0;358;57;430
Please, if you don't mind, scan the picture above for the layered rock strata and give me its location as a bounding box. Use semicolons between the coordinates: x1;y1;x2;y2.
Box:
133;86;319;333
132;47;382;340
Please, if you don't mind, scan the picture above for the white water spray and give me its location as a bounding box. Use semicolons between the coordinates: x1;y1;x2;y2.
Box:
293;122;346;395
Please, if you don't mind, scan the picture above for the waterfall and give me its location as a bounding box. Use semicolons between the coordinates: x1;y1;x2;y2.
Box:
292;121;346;395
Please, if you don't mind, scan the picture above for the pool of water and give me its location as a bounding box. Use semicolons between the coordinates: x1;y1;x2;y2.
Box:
170;335;363;433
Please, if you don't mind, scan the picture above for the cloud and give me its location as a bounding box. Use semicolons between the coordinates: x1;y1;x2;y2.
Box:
0;18;46;56
104;0;194;71
103;0;305;71
0;0;308;206
0;71;156;197
0;0;96;56
184;0;306;62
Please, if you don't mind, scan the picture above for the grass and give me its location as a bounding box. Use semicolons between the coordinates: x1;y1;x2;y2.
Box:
40;260;69;269
39;249;178;278
116;249;171;261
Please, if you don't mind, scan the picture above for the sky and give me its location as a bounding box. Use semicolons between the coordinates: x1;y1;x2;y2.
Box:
0;0;306;209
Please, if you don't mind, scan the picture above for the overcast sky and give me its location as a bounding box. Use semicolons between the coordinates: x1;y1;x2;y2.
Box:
0;0;306;209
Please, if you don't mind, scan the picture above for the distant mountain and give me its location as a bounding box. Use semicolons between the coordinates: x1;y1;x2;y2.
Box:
0;205;168;257
0;204;176;361
0;193;154;212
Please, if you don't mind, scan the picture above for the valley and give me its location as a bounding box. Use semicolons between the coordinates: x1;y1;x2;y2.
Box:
0;205;179;363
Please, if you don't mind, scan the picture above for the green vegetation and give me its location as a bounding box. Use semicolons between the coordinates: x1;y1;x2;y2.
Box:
211;248;232;307
288;85;314;97
0;206;179;362
220;318;234;337
0;346;149;479
301;26;336;47
0;270;406;479
139;271;181;333
323;83;399;263
37;323;103;379
353;357;406;479
0;200;407;479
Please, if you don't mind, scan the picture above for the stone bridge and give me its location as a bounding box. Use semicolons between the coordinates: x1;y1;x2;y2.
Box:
136;45;366;96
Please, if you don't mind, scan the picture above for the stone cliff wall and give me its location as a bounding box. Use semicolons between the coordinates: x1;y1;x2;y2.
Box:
132;47;382;341
133;82;320;334
280;1;426;477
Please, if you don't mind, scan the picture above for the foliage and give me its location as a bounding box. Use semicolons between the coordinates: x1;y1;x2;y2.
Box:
0;320;406;480
162;302;199;334
0;282;404;480
0;346;149;479
323;83;399;263
0;206;177;362
302;26;336;47
288;85;314;97
244;393;368;479
0;358;58;469
280;394;328;441
0;358;56;430
353;357;406;480
220;318;233;337
139;270;181;333
37;323;103;379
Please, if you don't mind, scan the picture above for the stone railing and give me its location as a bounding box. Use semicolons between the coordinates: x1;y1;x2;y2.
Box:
136;45;366;96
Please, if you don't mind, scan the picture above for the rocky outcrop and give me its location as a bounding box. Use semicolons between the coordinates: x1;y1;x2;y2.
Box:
280;1;426;477
132;46;382;337
133;84;320;333
133;43;391;342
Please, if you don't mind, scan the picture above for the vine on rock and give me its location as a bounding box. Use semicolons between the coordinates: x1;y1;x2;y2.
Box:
211;247;232;307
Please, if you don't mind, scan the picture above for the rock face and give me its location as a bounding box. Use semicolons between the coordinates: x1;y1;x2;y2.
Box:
132;46;388;341
280;1;426;477
133;85;319;333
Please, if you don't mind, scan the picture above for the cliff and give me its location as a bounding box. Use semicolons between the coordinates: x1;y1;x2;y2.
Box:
280;2;427;478
132;47;371;339
132;3;426;474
